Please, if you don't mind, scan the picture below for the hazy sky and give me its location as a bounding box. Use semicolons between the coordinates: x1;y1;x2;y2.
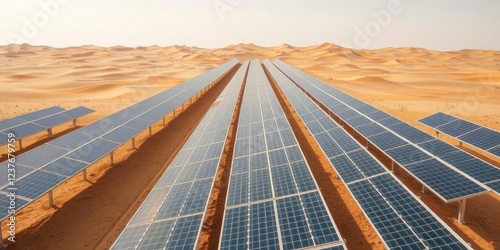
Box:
1;0;499;50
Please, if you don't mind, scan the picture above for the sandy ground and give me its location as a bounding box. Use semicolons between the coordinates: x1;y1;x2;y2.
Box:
0;43;499;249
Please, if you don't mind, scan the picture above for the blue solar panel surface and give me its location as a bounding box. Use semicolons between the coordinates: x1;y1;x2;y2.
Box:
266;59;471;249
0;59;239;221
0;106;95;143
272;59;495;200
220;59;345;250
111;60;247;250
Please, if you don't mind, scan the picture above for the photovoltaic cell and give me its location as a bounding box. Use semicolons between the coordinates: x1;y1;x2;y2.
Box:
436;119;480;137
33;113;73;128
4;122;47;138
41;157;88;177
5;170;66;199
419;112;457;127
406;159;486;201
0;194;30;222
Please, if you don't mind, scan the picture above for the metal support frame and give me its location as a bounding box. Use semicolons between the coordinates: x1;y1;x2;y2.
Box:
47;128;53;138
82;169;88;181
132;137;136;149
458;199;467;224
110;151;115;165
48;190;54;207
421;185;428;194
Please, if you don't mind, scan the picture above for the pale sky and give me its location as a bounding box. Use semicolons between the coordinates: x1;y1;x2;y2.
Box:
1;0;499;51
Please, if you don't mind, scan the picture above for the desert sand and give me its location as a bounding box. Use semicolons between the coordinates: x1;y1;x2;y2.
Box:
0;43;499;249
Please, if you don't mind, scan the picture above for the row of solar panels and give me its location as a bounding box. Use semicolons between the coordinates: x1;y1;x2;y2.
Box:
273;59;500;200
419;112;500;158
0;59;239;221
0;106;95;145
219;59;346;249
266;60;471;249
112;60;250;250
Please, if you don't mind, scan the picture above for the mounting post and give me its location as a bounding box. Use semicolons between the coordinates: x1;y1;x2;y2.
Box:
391;161;395;172
458;199;467;224
47;128;53;138
173;109;176;117
82;169;88;181
18;139;23;150
48;190;54;207
132;137;136;149
162;117;166;126
149;126;152;136
435;131;439;138
73;119;77;127
459;141;463;149
110;151;115;165
421;185;428;194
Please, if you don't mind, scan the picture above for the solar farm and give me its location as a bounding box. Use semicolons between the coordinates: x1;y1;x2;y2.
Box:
1;59;499;249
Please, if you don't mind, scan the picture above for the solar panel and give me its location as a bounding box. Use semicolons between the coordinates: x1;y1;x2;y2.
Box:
33;114;73;128
266;59;471;249
419;112;500;157
0;106;95;144
220;59;346;249
458;127;500;152
112;60;247;249
4;122;47;138
3;170;67;199
0;117;27;131
272;59;491;202
15;144;69;169
17;106;66;121
0;59;240;222
406;159;486;200
61;106;95;118
41;157;88;177
0;163;36;187
419;112;457;127
0;194;30;220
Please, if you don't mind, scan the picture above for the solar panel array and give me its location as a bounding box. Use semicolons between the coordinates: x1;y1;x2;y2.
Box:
0;59;239;221
112;60;249;250
273;59;491;202
0;106;94;145
264;60;471;250
419;112;500;159
219;59;346;250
